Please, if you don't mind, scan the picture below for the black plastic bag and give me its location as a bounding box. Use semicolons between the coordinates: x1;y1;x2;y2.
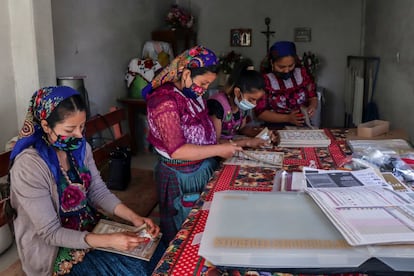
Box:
107;146;131;190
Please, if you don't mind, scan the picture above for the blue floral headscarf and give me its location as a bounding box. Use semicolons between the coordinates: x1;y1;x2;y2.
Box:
10;86;86;183
141;45;218;100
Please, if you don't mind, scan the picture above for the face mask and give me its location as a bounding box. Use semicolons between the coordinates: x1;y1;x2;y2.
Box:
182;80;207;99
234;94;256;111
275;71;293;80
52;134;83;151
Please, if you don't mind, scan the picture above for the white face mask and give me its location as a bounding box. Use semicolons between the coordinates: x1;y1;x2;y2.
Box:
234;94;256;111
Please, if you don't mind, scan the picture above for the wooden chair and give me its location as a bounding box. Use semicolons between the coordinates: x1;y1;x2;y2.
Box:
0;150;13;254
85;108;131;169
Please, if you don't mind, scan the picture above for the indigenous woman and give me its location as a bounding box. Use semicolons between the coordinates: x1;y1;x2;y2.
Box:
143;45;241;243
254;41;318;128
207;60;270;148
10;86;163;275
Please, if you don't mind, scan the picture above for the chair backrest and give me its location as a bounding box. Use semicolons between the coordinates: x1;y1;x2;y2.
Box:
85;108;131;168
0;151;11;178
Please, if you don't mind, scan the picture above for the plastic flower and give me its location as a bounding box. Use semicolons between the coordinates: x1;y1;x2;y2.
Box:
61;185;86;211
301;51;320;79
218;51;243;74
165;5;194;29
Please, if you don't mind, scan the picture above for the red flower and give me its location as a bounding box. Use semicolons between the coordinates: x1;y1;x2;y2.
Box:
61;185;86;211
40;109;47;119
189;47;200;57
63;216;79;230
79;172;91;189
144;59;154;69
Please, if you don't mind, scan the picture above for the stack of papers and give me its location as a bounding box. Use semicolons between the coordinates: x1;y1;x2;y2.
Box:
306;186;414;246
278;129;331;148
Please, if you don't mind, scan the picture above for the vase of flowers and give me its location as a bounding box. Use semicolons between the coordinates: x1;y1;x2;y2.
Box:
218;51;244;75
165;4;194;30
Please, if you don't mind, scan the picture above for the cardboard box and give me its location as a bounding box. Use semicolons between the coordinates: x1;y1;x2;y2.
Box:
357;120;390;137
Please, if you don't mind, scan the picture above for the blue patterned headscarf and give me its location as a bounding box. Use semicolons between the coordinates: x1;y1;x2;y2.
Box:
269;41;297;61
141;45;218;100
11;86;86;183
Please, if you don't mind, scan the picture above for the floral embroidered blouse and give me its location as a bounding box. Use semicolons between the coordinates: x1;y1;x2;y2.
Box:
146;82;217;157
254;67;316;116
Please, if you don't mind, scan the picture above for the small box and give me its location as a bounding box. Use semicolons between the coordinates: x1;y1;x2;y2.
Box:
357;120;390;137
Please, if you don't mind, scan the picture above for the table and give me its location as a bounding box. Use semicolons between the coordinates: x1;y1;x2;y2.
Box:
117;98;147;154
152;128;414;275
152;129;371;275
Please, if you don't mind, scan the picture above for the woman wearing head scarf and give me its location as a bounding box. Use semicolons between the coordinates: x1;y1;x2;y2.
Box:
9;86;163;275
143;45;242;242
207;60;271;147
255;41;318;128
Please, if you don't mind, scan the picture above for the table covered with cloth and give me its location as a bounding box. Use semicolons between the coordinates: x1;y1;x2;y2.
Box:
152;129;378;276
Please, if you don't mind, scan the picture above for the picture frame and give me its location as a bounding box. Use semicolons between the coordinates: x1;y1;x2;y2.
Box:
294;27;312;42
230;29;252;47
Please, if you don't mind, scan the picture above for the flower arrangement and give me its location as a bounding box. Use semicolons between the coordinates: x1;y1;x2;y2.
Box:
218;51;244;74
165;5;194;29
301;51;321;79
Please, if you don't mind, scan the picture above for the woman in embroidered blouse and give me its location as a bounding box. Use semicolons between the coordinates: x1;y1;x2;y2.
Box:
142;46;242;243
207;60;270;148
9;86;163;276
255;41;318;128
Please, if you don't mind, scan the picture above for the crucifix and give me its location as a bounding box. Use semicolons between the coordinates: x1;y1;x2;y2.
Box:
261;17;275;53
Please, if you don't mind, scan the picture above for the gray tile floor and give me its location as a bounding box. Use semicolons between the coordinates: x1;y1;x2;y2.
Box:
0;152;158;273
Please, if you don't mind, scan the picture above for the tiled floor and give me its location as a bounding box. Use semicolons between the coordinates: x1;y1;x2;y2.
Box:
0;152;158;274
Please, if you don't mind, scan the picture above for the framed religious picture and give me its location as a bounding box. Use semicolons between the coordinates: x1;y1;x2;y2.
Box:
230;29;252;47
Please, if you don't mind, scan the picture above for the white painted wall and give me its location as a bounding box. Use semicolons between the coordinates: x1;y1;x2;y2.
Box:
51;0;170;116
0;0;55;151
364;0;414;143
0;1;17;151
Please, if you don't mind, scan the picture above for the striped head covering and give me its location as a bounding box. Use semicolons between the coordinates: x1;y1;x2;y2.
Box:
142;45;218;99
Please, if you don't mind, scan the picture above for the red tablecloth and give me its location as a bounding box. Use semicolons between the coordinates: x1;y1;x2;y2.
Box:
152;129;367;276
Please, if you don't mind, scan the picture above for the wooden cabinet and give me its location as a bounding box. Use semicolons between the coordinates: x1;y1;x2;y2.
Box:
151;29;197;56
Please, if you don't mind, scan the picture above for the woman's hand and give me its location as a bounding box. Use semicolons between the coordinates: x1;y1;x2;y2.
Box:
131;217;160;239
107;232;150;252
217;143;242;159
240;126;263;137
307;105;316;118
307;97;318;118
288;110;305;126
245;138;270;149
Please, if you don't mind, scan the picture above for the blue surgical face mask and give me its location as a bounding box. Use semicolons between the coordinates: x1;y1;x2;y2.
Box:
234;94;256;111
275;71;293;80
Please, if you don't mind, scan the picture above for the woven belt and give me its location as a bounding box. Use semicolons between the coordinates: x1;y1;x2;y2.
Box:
158;155;203;167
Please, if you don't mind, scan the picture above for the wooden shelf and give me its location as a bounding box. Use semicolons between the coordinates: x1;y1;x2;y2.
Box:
151;29;196;56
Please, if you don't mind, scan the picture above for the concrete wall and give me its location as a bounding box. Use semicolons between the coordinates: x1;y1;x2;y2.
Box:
52;0;170;116
183;0;364;127
365;0;414;143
